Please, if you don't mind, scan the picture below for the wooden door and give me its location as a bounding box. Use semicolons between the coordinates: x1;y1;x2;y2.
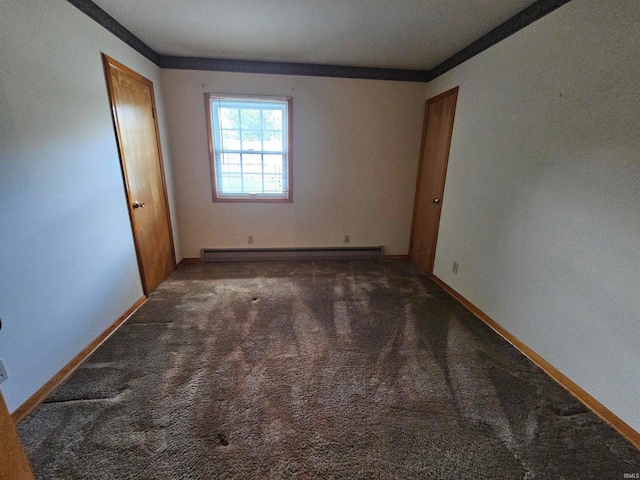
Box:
410;87;458;274
103;55;175;294
0;391;34;480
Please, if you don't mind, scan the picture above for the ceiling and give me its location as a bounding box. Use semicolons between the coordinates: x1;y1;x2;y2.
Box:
91;0;538;71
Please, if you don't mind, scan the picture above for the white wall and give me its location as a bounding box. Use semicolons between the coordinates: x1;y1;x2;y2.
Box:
0;0;179;412
161;69;425;257
426;0;640;431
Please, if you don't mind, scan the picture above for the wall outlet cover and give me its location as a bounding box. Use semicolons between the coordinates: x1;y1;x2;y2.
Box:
452;261;459;274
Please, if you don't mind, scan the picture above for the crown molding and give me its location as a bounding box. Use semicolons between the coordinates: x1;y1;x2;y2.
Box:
159;56;429;82
67;0;160;65
68;0;573;83
427;0;573;80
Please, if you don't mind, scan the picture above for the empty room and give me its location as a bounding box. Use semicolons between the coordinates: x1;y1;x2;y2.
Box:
1;0;639;478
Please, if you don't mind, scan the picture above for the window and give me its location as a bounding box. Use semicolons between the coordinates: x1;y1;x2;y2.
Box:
205;94;292;202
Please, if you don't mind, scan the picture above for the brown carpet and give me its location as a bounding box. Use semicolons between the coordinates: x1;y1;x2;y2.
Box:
18;261;640;479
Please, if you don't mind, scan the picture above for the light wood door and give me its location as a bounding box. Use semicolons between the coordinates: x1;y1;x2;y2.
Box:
0;391;34;480
103;55;175;294
410;87;459;274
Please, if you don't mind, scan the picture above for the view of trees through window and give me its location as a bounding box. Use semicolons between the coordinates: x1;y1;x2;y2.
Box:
208;96;290;200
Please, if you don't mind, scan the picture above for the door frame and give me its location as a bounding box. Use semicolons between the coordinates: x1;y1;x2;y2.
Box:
102;54;176;295
1;391;34;479
409;86;459;274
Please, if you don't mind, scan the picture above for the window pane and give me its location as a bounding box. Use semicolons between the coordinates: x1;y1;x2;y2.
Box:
263;110;282;131
263;131;282;152
240;109;261;129
242;154;262;174
207;95;291;200
221;174;242;193
263;154;283;174
264;174;283;193
243;174;263;193
241;130;261;151
220;153;240;173
219;108;239;129
220;129;240;150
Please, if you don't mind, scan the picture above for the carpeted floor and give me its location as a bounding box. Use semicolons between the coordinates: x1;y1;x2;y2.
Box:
18;261;640;479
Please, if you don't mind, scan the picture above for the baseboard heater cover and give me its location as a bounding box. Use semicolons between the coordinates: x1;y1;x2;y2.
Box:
201;246;384;263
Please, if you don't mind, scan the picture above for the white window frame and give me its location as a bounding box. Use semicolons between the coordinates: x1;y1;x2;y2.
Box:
205;93;292;203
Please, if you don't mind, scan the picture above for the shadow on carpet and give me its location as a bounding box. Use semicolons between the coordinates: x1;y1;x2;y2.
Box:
18;261;640;479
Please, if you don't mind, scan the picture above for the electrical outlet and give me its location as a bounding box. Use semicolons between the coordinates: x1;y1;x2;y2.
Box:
248;235;254;245
344;235;350;244
452;261;458;274
0;360;8;385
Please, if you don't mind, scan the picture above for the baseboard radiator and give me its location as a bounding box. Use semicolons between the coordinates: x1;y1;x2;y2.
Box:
201;246;384;263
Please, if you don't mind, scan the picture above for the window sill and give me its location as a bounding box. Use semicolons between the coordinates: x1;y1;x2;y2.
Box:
212;196;292;203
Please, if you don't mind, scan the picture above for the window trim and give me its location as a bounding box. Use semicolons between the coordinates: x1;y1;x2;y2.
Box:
204;93;293;203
